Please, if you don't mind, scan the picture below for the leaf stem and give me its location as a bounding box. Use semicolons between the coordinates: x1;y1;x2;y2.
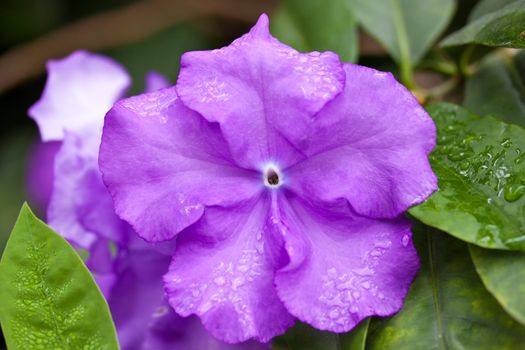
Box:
391;0;415;89
418;59;458;76
502;51;525;98
425;76;460;99
459;44;476;77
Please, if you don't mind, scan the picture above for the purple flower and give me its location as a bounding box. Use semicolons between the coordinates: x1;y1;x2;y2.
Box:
28;50;267;350
99;14;437;343
25;140;61;214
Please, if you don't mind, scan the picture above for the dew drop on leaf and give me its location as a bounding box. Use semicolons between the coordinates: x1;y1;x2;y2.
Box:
504;182;525;202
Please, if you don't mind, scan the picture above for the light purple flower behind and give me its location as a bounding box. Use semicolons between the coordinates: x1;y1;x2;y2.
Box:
99;14;437;343
28;50;268;350
25;140;61;214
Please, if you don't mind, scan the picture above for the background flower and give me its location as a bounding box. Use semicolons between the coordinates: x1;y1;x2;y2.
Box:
27;50;268;350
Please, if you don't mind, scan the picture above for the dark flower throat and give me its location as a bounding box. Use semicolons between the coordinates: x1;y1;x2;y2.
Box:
267;169;280;185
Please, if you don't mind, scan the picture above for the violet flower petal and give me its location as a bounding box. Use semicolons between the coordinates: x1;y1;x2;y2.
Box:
176;14;345;169
47;129;125;248
100;88;261;243
164;198;294;343
108;249;171;349
144;312;270;350
86;238;117;297
47;130;98;248
145;71;171;92
29;51;130;141
25;140;61;214
108;244;268;349
272;195;419;332
286;64;437;218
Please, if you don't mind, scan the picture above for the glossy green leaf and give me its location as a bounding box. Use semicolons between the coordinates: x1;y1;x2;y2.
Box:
271;0;358;62
442;0;525;48
465;51;525;127
468;0;520;21
273;318;369;350
354;0;455;65
367;224;525;349
410;103;525;250
0;204;118;350
470;245;525;325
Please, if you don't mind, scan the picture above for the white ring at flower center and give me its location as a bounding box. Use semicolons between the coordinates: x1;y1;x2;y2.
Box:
263;164;283;188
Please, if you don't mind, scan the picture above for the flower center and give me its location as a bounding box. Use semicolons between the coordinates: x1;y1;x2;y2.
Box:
263;164;282;188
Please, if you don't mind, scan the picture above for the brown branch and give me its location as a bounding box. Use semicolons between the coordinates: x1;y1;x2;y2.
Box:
0;0;277;94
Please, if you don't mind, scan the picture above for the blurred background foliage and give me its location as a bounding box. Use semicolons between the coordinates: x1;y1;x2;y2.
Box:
1;0;524;349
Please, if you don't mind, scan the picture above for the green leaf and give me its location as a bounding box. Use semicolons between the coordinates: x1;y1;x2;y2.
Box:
470;245;525;325
272;319;369;350
0;204;118;350
468;0;521;21
272;322;340;350
353;0;455;65
367;224;525;349
441;0;525;48
271;0;358;62
464;50;525;127
410;102;525;250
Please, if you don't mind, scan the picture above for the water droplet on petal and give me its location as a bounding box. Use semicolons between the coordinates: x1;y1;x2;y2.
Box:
370;249;383;257
237;265;249;272
214;276;226;286
153;306;169;318
327;267;337;277
232;277;244;289
328;308;340;319
402;234;410;247
361;281;371;289
375;240;392;249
